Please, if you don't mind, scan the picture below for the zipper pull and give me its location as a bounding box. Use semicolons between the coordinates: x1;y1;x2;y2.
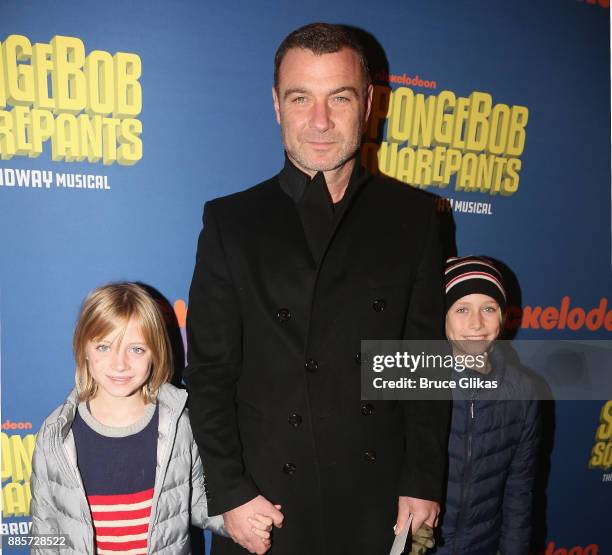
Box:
470;401;474;419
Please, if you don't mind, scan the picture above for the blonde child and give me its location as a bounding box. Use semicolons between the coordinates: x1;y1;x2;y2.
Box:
30;282;273;554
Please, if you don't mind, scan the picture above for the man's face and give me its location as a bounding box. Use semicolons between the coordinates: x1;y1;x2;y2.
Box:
272;47;372;175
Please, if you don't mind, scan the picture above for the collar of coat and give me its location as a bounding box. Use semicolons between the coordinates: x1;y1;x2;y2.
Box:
51;383;188;440
278;152;366;205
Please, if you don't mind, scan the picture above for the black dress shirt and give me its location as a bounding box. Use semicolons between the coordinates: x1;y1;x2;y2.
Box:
277;154;366;261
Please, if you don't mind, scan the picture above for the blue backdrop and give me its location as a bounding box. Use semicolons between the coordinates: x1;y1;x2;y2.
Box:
1;1;610;554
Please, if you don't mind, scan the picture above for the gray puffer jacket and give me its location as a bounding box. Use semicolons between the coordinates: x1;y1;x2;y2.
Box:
30;383;226;554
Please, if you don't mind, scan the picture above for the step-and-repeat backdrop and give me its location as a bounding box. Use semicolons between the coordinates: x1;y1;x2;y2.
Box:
1;1;610;554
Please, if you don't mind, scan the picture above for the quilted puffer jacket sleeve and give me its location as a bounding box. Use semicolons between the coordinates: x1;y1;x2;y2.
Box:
30;423;60;553
189;427;228;537
499;400;541;555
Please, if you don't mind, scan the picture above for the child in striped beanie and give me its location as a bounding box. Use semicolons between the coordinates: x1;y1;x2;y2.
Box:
444;256;507;362
430;256;540;555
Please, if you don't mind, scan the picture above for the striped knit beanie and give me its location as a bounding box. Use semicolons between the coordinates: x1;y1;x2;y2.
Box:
444;256;507;312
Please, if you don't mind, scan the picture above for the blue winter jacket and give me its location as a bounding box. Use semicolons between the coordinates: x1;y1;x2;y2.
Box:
433;349;541;555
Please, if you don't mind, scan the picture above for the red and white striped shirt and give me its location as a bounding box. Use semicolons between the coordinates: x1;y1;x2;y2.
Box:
89;487;154;554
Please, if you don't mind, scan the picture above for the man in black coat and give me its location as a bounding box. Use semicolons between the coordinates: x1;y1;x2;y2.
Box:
185;23;450;555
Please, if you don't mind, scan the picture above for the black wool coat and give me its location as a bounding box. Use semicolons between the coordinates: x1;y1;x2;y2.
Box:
185;167;451;555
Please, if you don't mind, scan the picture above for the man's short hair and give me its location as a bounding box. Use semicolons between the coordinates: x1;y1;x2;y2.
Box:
274;22;370;91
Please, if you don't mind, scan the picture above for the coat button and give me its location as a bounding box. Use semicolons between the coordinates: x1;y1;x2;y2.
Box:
283;462;297;475
361;403;374;416
372;298;386;312
276;308;291;322
305;359;319;372
288;413;302;427
364;449;377;462
355;352;361;364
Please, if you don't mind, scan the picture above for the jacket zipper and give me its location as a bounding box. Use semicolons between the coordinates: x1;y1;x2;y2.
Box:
452;392;477;555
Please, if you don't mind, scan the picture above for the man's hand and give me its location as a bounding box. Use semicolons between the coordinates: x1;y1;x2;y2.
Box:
395;496;439;536
223;495;284;554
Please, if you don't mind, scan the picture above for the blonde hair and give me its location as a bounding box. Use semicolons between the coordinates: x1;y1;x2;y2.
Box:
73;282;173;403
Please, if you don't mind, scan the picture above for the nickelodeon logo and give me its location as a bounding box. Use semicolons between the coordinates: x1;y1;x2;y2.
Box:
506;297;612;332
374;71;437;89
1;420;32;431
576;0;609;8
542;543;598;555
